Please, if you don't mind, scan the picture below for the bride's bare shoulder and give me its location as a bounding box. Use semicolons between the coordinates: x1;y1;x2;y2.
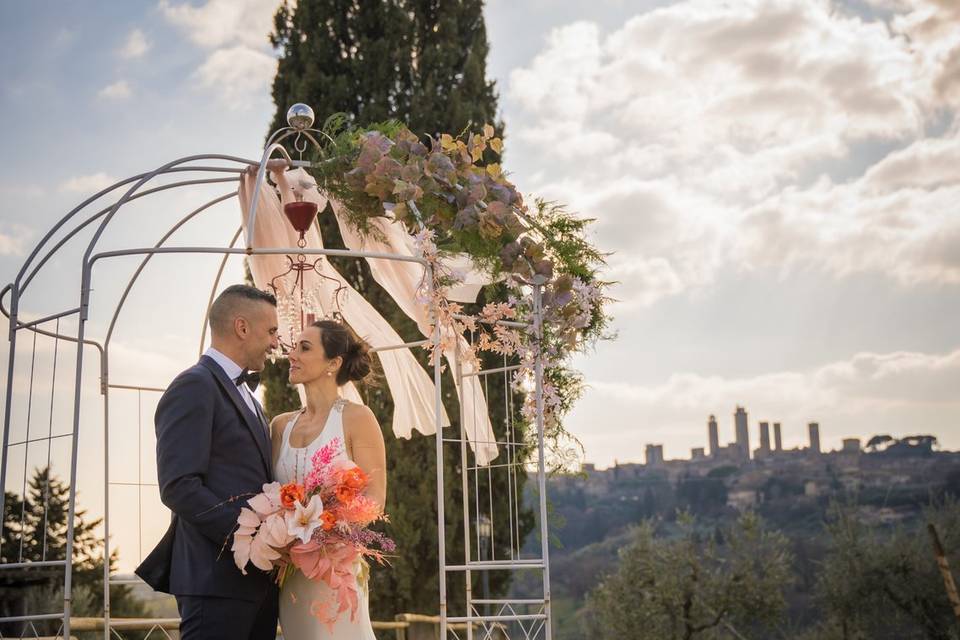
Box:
341;401;379;430
270;410;300;439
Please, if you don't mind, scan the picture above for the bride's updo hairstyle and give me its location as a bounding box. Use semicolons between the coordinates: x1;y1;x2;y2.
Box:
311;319;373;385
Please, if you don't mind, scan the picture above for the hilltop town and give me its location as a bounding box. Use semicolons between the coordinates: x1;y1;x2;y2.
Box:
529;408;960;638
553;406;959;550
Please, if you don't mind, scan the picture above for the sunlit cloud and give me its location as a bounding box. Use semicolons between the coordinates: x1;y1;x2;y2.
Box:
0;223;31;256
159;0;282;104
508;0;960;307
579;347;960;461
158;0;280;50
595;348;960;409
192;46;277;107
98;80;132;100
60;172;119;194
119;28;150;59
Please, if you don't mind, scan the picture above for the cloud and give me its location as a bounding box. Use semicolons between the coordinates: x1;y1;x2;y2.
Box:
573;346;960;461
860;135;960;192
594;348;960;410
192;46;277;106
60;173;119;194
887;0;960;107
0;223;31;256
160;0;282;103
159;0;280;50
734;130;960;285
507;0;960;306
98;80;132;100
813;349;960;406
120;29;150;59
512;2;925;171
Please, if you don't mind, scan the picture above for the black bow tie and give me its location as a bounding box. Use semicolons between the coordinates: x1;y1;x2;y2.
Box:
235;369;261;392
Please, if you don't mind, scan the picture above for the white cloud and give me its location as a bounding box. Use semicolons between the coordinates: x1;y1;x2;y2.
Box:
860;135;960;192
192;46;277;106
507;0;960;306
813;349;960;406
734;130;960;285
60;173;119;194
594;348;960;410
98;80;132;100
0;223;31;256
159;0;280;50
120;29;150;59
512;1;926;170
888;0;960;107
510;21;601;123
573;347;960;462
160;0;282;103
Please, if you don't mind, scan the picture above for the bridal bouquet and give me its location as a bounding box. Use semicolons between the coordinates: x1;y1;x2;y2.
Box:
231;436;394;625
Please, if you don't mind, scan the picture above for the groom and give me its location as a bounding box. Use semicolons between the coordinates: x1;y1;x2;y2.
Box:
136;284;280;639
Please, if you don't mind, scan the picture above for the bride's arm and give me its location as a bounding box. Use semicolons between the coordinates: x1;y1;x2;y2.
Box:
344;404;387;509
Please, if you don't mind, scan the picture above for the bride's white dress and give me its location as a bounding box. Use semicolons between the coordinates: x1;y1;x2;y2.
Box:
274;399;377;640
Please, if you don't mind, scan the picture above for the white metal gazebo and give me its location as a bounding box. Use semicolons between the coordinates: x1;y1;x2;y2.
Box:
0;104;553;640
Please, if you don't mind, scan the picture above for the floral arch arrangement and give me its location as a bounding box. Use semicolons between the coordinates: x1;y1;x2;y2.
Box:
301;116;612;466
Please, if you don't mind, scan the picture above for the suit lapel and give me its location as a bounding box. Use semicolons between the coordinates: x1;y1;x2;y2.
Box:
200;356;272;475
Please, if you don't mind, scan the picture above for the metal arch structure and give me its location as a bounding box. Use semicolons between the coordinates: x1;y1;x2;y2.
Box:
0;105;553;640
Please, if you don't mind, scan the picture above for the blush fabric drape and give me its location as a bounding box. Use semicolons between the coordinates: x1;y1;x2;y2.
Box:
327;194;499;465
238;165;501;464
238;166;449;441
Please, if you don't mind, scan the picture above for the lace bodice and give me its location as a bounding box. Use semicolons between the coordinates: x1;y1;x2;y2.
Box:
274;398;348;485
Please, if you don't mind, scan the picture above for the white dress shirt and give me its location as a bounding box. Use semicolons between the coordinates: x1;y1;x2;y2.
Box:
204;347;265;427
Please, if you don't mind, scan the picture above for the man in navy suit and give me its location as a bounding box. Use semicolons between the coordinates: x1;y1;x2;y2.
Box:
136;284;280;639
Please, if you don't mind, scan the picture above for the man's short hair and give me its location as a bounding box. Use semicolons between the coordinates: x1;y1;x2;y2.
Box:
208;284;277;336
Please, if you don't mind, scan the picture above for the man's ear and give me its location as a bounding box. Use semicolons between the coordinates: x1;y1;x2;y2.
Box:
234;315;248;339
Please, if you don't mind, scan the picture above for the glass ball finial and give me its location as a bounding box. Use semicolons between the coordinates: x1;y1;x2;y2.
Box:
286;103;314;130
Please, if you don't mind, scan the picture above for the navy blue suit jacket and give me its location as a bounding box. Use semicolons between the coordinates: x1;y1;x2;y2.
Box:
136;355;274;601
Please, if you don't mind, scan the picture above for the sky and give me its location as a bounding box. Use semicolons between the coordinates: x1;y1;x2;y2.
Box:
1;0;959;566
487;0;960;464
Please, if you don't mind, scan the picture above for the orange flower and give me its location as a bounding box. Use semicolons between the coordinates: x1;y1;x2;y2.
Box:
341;467;368;491
336;485;357;504
280;482;306;509
321;510;337;531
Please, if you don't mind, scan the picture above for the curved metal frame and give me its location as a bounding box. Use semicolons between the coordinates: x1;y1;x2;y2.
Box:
0;117;553;640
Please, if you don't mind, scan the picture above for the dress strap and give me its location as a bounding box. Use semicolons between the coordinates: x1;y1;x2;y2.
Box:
280;411;302;451
326;398;348;441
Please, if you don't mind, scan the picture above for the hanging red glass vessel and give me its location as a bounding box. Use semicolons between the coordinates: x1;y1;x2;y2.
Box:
283;198;318;243
267;191;347;352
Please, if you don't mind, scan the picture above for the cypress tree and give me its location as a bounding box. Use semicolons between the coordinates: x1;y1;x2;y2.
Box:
264;0;532;620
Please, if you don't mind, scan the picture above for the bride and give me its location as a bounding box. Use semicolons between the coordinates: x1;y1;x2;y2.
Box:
270;319;386;639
